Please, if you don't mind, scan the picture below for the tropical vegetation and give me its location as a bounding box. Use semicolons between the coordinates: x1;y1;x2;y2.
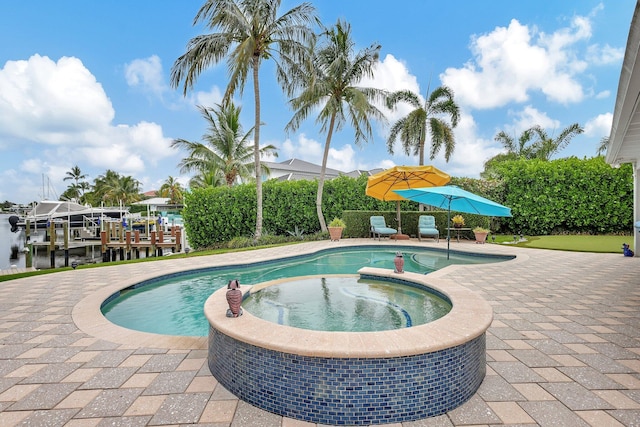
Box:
484;123;584;177
170;0;316;239
285;19;386;232
386;85;460;164
180;157;633;248
158;176;185;205
170;103;277;188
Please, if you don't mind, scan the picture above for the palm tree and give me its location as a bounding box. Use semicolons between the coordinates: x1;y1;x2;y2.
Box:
189;168;226;190
92;170;142;206
493;128;536;159
170;0;316;239
62;165;89;201
386;85;460;164
171;103;278;187
528;123;584;160
158;176;185;204
286;19;386;232
597;136;609;156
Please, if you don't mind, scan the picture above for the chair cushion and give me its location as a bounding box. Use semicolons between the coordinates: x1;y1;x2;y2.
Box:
373;226;397;235
370;216;397;234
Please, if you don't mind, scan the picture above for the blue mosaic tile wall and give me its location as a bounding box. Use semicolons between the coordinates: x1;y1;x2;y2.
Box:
208;327;486;425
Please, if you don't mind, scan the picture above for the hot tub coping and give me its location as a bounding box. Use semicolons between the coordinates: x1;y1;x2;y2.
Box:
204;266;493;358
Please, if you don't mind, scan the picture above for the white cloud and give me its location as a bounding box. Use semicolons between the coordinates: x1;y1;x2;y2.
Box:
511;105;559;134
584;112;612;137
441;14;595;110
0;54;174;201
360;54;421;123
191;85;225;108
124;55;167;96
433;110;503;177
0;55;114;143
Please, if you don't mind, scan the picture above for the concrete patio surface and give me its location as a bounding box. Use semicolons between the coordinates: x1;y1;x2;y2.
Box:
0;239;638;426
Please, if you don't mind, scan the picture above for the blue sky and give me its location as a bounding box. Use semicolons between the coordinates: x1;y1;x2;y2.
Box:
0;0;634;204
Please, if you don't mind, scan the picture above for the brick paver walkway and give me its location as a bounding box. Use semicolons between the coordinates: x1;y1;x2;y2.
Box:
0;239;638;426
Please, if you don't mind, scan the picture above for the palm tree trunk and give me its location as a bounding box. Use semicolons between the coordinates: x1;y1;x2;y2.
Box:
418;135;426;211
252;57;263;240
317;113;336;233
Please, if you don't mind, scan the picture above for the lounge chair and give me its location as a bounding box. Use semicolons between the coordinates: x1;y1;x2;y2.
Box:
370;216;397;240
418;215;439;242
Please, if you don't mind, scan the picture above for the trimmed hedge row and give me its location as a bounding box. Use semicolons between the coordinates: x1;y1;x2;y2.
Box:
182;157;634;249
493;157;634;235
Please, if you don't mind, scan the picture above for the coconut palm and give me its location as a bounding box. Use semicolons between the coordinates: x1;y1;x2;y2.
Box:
189;168;226;190
528;123;584;160
493;128;536;159
171;103;277;187
386;85;460;164
285;20;386;232
92;170;142;206
62;165;89;202
597;136;609;156
158;176;185;204
170;0;315;238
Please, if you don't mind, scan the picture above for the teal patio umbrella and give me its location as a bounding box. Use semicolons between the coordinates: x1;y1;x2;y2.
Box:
394;185;512;258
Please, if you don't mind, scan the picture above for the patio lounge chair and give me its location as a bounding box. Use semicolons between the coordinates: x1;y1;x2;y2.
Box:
418;215;439;242
370;216;397;240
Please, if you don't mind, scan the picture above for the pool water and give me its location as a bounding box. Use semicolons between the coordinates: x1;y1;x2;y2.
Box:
242;276;452;332
101;246;509;336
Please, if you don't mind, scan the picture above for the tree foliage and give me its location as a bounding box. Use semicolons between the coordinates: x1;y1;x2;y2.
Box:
182;157;634;248
170;0;316;239
386;85;460;164
285;19;386;232
492;157;633;234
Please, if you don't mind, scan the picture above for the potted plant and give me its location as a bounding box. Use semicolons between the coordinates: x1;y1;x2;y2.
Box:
328;218;346;241
452;215;465;228
473;226;490;244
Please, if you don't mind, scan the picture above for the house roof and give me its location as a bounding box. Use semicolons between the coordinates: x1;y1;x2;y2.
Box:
263;158;344;177
606;2;640;166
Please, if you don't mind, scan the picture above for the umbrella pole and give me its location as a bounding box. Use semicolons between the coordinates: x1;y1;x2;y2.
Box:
446;200;451;260
396;201;402;234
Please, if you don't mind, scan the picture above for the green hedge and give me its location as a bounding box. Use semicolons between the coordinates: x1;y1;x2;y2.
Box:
182;157;634;248
493;157;633;234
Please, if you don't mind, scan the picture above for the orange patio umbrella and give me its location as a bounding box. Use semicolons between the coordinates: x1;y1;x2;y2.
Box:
365;165;450;236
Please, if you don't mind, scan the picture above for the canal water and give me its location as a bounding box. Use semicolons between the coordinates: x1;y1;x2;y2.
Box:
0;213;26;270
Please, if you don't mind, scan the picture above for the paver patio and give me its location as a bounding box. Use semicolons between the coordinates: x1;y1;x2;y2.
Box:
0;239;638;426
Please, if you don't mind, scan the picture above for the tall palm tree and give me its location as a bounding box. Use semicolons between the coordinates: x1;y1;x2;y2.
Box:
170;0;315;239
528;123;584;160
386;85;460;164
158;176;185;204
286;20;386;232
62;165;89;201
171;103;278;187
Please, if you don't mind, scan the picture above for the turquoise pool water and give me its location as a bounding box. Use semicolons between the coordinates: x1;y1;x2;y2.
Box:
101;246;510;336
242;276;452;332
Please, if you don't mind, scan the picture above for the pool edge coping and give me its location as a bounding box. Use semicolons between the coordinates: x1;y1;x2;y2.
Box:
204;267;493;358
72;239;516;351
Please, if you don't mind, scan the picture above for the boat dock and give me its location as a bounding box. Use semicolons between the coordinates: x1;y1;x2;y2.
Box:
26;220;184;269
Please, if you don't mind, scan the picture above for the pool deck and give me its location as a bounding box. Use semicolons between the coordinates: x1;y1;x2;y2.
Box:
0;238;639;426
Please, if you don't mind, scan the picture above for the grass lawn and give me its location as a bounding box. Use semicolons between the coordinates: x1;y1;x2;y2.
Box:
495;234;634;254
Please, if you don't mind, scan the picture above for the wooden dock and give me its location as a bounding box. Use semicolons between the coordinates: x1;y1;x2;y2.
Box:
26;220;184;269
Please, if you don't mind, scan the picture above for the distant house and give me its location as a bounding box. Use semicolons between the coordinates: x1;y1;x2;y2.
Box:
262;158;382;181
132;197;182;212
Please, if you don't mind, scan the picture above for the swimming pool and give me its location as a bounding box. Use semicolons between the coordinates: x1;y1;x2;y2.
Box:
101;245;510;336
